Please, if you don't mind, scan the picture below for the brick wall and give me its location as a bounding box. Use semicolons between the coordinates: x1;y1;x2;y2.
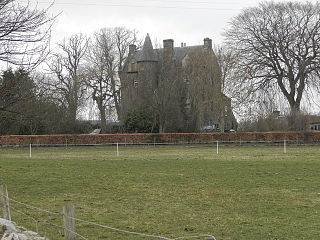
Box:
0;132;320;146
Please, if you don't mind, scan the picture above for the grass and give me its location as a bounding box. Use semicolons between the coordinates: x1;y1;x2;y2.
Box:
0;144;320;239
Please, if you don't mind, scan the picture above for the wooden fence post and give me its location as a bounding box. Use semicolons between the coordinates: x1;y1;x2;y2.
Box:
0;184;11;220
63;205;76;240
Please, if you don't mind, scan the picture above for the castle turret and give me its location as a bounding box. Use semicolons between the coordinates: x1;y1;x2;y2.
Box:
138;34;157;62
135;34;159;100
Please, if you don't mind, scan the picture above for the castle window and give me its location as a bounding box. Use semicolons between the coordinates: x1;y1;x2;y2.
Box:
185;96;191;109
183;77;190;84
128;60;137;72
133;79;138;87
132;62;137;72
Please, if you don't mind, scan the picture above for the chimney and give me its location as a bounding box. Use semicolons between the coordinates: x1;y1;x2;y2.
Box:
163;39;174;61
181;42;184;47
203;37;212;50
129;44;136;54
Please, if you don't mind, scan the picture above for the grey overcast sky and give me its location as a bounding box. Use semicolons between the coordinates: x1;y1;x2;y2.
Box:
20;0;320;47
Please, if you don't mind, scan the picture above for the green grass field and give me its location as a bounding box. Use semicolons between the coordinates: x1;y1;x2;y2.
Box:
0;145;320;240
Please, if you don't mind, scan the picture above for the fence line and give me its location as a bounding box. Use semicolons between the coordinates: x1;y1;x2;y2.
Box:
1;191;216;240
1;139;319;148
10;205;39;233
3;194;88;240
40;221;88;240
175;235;216;240
9;206;85;240
65;215;215;240
2;139;313;159
6;195;62;216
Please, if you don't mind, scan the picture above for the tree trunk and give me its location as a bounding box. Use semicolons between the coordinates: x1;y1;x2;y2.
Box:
96;99;107;133
110;76;121;119
100;108;107;134
68;100;77;123
67;84;78;123
114;94;121;120
288;104;306;131
159;124;165;133
289;100;300;113
220;113;225;133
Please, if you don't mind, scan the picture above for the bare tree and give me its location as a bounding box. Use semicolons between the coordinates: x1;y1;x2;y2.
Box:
112;27;139;117
85;29;116;133
214;45;242;101
215;46;236;93
0;0;54;115
183;50;226;131
85;27;138;131
153;63;182;133
46;33;88;122
0;0;54;69
215;45;282;121
225;1;320;119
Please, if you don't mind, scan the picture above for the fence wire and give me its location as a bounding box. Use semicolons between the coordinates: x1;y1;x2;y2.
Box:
0;193;216;240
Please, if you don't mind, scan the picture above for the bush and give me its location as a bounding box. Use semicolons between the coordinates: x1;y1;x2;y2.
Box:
124;101;158;133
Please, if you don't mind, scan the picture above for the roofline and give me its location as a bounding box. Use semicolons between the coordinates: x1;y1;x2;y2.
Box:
153;45;204;51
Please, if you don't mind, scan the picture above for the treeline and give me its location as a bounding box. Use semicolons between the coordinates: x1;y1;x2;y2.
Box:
0;69;92;134
0;0;138;135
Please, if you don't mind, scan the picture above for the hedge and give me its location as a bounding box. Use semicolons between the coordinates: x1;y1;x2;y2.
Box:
1;131;320;146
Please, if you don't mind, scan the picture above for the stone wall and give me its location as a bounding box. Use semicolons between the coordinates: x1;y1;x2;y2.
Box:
0;218;47;240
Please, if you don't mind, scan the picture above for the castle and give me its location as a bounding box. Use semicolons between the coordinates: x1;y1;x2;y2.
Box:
120;34;236;132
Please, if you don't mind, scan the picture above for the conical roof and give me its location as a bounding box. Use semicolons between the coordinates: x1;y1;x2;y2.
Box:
137;34;158;62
